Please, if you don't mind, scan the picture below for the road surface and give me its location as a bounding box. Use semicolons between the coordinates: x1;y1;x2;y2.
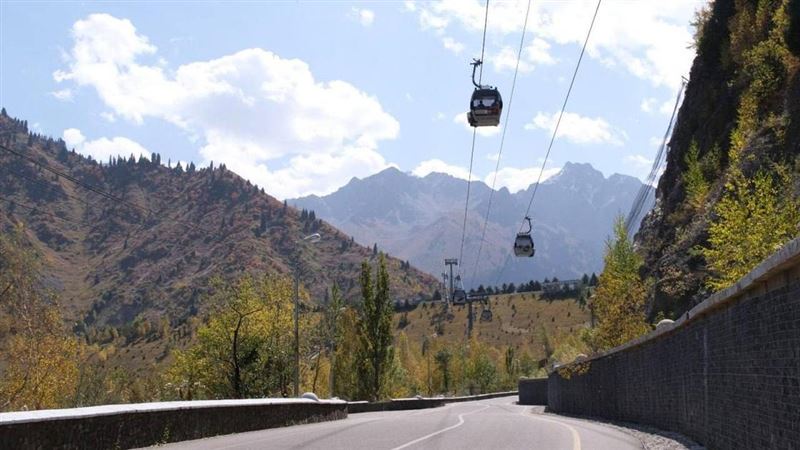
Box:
152;396;641;450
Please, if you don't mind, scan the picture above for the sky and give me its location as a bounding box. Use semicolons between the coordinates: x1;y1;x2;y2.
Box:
0;0;707;200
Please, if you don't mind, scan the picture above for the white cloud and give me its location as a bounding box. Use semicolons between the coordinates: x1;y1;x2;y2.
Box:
524;111;624;145
640;97;657;113
54;14;399;199
453;112;501;137
407;0;700;89
649;136;663;147
484;165;561;193
492;37;555;74
442;36;465;54
352;8;375;27
63;128;151;162
659;97;678;115
100;111;116;122
486;152;499;162
50;88;73;101
492;46;532;73
525;37;556;66
412;159;470;180
641;96;678;116
624;154;653;168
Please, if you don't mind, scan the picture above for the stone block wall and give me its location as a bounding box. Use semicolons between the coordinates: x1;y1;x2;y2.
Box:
547;237;800;449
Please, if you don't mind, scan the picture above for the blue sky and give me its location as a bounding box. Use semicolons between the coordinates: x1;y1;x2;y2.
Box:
1;0;705;199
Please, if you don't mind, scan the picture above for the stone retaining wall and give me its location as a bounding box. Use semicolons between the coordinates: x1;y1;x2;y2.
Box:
518;378;547;405
0;399;346;449
547;237;800;449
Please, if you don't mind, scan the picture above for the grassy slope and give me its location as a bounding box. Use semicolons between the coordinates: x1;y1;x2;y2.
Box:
393;292;591;362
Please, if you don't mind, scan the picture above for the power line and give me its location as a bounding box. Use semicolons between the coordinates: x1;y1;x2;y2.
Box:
457;0;491;276
1;167;91;207
470;0;532;287
0;194;85;227
519;0;602;229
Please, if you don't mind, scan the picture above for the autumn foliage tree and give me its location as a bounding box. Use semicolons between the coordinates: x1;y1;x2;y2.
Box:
588;217;651;350
165;275;298;399
0;226;80;411
701;167;799;291
356;254;394;401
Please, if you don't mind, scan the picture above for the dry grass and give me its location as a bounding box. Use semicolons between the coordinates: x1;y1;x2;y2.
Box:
393;292;591;360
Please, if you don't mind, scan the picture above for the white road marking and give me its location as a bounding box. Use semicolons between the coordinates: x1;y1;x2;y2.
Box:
521;407;581;450
390;404;491;450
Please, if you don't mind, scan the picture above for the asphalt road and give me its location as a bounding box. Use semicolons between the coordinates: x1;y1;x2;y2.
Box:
152;396;641;450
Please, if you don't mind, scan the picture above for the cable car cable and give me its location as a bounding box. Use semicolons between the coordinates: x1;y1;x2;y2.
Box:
457;0;491;278
519;0;602;230
624;78;686;234
470;0;532;286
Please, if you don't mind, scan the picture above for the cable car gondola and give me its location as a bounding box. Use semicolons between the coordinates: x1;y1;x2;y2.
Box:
514;216;535;258
467;59;503;128
452;275;467;304
452;289;467;304
480;300;493;322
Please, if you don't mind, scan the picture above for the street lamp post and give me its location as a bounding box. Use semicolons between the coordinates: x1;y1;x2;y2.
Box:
294;233;321;397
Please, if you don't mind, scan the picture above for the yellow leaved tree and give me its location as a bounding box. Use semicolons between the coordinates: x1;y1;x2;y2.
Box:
588;217;651;350
701;167;799;291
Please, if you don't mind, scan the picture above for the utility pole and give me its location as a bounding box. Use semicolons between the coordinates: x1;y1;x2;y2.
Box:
293;270;300;396
293;233;321;397
444;258;458;303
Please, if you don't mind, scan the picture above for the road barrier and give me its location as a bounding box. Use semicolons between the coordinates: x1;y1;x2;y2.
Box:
0;398;346;449
517;378;547;405
347;391;518;413
547;237;800;449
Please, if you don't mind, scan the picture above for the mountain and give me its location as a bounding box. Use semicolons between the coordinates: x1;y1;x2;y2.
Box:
0;110;438;362
635;0;800;319
292;162;649;287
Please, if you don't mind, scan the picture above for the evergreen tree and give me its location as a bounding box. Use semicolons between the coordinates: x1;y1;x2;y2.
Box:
581;273;590;285
589;273;598;286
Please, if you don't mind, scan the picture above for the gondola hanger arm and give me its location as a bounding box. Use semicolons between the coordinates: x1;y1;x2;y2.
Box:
471;59;483;88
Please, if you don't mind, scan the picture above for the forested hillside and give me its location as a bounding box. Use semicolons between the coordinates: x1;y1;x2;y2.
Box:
636;0;800;318
0;110;437;373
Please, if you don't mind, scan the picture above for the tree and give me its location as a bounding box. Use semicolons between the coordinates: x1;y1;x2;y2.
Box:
356;255;394;401
432;289;442;301
589;273;598;286
434;348;452;394
701;167;799;291
165;275;296;399
0;226;80;411
683;140;711;210
581;274;590;285
589;217;651;350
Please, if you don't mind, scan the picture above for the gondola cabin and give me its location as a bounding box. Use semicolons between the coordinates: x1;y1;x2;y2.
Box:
514;232;535;257
468;87;503;127
452;289;467;304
